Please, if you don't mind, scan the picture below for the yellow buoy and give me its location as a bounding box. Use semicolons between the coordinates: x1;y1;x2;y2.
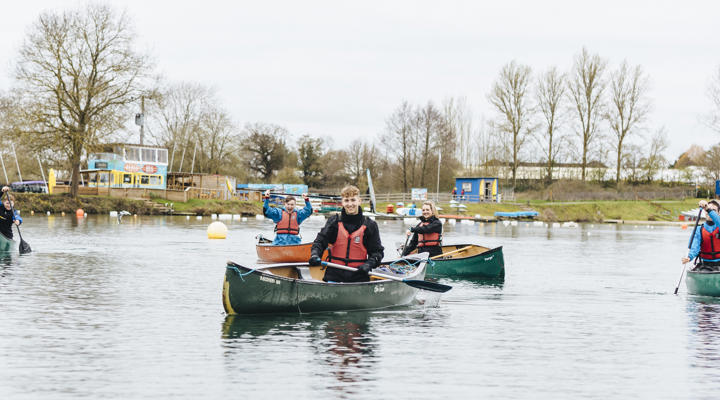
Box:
207;221;228;239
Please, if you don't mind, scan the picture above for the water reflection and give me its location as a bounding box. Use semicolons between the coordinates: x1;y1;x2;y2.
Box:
688;299;720;365
222;312;377;396
313;312;375;395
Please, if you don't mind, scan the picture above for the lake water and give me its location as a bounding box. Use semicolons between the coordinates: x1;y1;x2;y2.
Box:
1;214;718;399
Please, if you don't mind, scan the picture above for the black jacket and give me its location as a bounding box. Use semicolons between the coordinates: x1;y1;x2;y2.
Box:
0;207;17;239
402;216;443;257
311;208;384;282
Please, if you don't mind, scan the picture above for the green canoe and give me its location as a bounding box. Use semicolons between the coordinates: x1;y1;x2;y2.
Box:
0;232;16;252
222;258;428;315
686;270;720;297
422;244;504;279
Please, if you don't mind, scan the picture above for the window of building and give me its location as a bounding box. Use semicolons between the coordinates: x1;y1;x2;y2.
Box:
140;175;149;185
123;174;133;184
141;148;156;162
125;147;140;161
157;149;168;164
148;175;161;186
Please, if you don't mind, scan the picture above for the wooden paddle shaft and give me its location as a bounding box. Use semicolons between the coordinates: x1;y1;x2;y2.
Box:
322;261;404;282
430;245;473;260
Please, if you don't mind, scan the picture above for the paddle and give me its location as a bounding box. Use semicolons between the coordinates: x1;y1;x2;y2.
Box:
675;208;702;294
430;245;473;260
3;191;31;254
321;260;452;293
242;188;341;200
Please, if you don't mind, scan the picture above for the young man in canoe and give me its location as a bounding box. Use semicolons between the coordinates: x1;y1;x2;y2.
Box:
402;200;443;258
263;190;313;245
683;200;720;271
309;185;384;283
0;186;23;240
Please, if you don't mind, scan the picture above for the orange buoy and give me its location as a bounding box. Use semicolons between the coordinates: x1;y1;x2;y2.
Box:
681;224;688;230
76;208;84;218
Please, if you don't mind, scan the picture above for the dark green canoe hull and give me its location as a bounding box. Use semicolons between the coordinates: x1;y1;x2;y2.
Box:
686;271;720;297
0;232;15;252
427;245;504;279
223;262;426;315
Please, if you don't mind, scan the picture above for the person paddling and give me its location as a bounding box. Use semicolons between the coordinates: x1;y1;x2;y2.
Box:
402;200;443;258
0;186;23;240
683;200;720;271
309;185;384;283
263;189;313;245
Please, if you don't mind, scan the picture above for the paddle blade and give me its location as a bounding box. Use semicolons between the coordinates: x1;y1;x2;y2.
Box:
19;239;31;254
403;279;452;293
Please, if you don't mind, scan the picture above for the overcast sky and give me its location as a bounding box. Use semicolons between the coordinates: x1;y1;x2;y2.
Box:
1;0;719;160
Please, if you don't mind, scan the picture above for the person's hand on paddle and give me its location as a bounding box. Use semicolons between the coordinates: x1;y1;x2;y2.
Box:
1;186;9;193
302;193;309;202
682;256;691;264
357;263;372;274
309;255;322;266
406;230;412;236
699;200;708;210
263;190;270;199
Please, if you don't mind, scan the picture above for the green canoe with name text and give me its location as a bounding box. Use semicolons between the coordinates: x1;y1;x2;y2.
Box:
222;257;428;315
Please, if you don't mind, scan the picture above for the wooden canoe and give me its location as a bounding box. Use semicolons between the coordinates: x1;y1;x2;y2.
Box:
409;244;504;279
222;258;428;315
0;231;16;252
686;269;720;297
255;236;328;263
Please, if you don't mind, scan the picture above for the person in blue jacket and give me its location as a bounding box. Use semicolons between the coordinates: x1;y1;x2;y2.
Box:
683;200;720;271
263;189;313;245
0;186;23;239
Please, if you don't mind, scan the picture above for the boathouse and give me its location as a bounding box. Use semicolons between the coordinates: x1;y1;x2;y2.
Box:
454;177;500;203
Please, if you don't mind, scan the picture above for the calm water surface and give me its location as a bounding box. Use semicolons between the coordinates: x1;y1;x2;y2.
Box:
1;214;719;399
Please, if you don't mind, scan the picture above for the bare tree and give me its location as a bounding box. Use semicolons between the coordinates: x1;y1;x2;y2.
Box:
297;134;325;187
384;102;417;192
535;67;566;183
416;102;445;186
488;61;534;189
150;82;212;172
708;65;720;133
242;123;287;181
704;143;720;182
641;127;668;182
12;4;149;197
568;48;607;181
605;61;650;183
196;109;238;174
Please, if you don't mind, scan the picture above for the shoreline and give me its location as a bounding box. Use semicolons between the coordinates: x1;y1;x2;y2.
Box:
11;193;699;223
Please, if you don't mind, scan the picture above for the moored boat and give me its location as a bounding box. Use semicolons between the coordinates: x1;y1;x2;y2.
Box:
255;236;328;263
411;244;504;279
222;257;428;314
0;232;16;252
686;270;720;297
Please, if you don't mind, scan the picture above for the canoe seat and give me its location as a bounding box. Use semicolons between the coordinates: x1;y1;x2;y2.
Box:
297;267;322;282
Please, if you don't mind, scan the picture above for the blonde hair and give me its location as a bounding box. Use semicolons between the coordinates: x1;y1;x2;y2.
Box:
422;200;439;218
340;185;360;198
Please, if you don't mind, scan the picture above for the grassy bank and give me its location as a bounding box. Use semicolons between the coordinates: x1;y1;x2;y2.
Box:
377;199;700;222
169;198;261;216
11;193;262;216
11;193;698;222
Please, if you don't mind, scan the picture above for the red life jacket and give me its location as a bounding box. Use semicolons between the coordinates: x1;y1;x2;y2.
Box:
276;210;300;235
417;221;442;247
328;222;368;267
700;226;720;261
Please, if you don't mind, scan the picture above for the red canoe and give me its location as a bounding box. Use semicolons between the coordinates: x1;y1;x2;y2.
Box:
256;237;328;263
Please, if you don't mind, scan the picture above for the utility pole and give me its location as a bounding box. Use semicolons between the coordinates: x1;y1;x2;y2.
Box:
436;151;442;202
37;155;49;193
0;152;8;184
135;95;145;145
11;143;22;182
